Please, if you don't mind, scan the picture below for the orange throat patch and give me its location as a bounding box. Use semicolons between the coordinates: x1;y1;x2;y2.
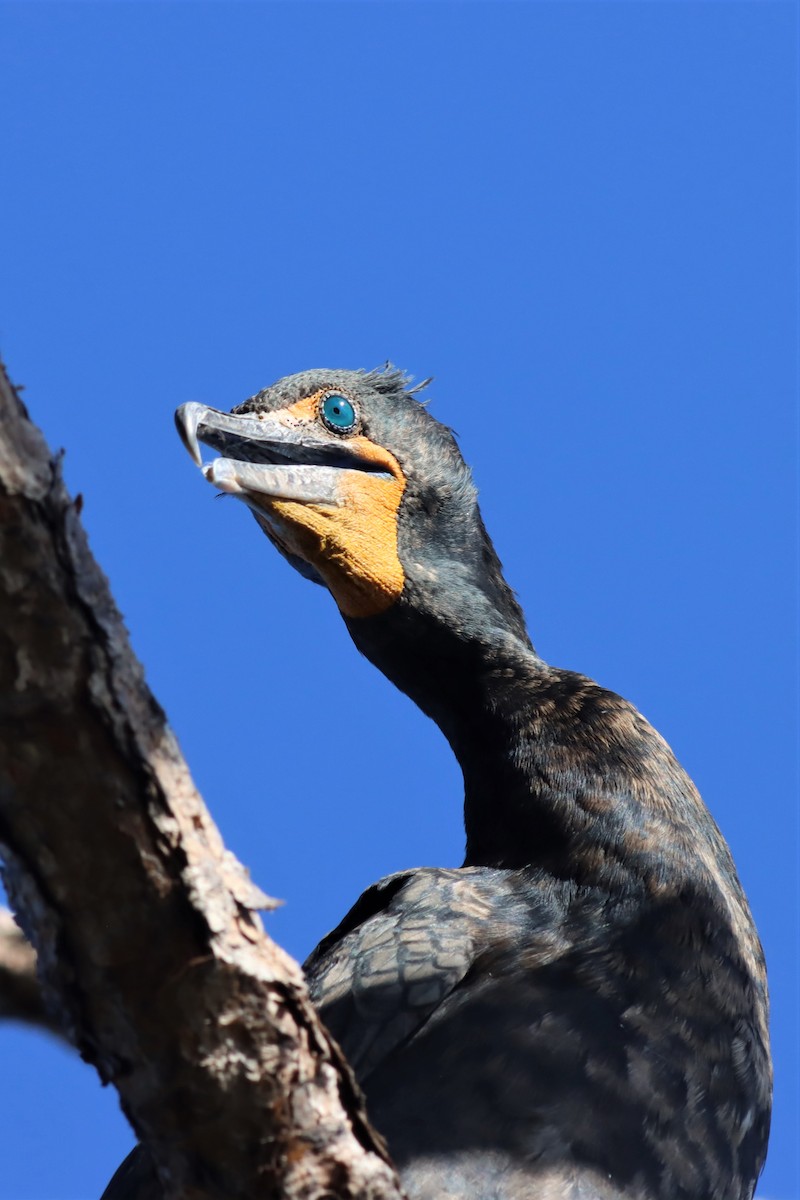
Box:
256;432;406;619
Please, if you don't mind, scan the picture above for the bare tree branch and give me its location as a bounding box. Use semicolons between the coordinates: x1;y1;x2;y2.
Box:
0;358;405;1200
0;906;66;1039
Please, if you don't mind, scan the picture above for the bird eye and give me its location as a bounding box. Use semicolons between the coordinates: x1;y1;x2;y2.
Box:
320;393;357;434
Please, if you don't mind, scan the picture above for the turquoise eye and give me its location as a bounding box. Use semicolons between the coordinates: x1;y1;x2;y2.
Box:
320;393;357;433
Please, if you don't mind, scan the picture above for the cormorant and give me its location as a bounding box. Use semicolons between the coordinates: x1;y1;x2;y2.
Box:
104;367;771;1200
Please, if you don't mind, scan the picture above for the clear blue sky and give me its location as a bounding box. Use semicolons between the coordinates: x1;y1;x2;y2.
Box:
0;3;796;1197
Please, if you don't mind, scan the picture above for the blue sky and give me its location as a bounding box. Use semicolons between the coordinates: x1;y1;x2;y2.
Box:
0;3;796;1197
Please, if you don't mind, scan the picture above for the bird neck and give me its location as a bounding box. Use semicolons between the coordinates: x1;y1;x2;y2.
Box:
348;584;711;888
346;585;581;873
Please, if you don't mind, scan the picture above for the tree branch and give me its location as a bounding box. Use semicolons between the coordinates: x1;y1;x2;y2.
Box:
0;358;405;1200
0;907;66;1039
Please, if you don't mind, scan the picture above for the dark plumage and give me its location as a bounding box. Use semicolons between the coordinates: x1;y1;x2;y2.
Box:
103;367;771;1200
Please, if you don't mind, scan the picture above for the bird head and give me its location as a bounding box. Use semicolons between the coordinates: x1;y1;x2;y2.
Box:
176;367;532;725
179;367;524;618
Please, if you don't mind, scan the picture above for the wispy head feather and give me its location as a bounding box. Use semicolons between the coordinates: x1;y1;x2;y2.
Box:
363;364;433;405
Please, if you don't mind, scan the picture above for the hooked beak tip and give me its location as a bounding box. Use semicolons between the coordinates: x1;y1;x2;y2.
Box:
175;403;204;467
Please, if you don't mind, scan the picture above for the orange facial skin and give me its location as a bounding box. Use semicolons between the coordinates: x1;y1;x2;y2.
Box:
252;393;407;619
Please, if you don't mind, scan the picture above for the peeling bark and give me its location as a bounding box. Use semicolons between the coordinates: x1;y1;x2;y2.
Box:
0;359;405;1200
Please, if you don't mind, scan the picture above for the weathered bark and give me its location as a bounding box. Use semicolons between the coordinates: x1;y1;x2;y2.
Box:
0;358;405;1200
0;906;66;1039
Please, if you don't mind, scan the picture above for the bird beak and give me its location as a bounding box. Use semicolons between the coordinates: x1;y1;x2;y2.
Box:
175;401;391;508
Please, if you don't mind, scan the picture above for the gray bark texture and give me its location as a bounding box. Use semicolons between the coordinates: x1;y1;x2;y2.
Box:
0;358;405;1200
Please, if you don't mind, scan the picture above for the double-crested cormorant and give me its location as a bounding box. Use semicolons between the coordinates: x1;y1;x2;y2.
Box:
104;367;771;1200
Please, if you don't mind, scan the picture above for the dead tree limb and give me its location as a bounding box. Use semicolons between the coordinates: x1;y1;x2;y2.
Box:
0;358;405;1200
0;906;66;1039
